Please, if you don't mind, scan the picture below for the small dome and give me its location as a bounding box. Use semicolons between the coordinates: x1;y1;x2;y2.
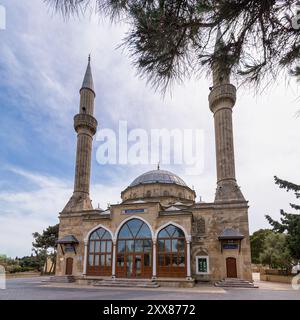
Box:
130;170;187;187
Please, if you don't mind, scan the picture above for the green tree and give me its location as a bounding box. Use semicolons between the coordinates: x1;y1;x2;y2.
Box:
45;0;300;91
259;232;293;272
266;176;300;261
250;229;273;264
32;224;59;274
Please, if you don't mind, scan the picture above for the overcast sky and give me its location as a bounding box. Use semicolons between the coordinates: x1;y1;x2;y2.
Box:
0;0;299;258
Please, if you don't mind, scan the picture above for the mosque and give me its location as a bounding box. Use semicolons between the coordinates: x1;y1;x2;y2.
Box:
54;33;252;287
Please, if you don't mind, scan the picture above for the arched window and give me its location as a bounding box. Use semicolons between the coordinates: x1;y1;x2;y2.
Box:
146;190;151;197
117;219;152;278
87;227;112;276
163;190;169;196
157;224;186;277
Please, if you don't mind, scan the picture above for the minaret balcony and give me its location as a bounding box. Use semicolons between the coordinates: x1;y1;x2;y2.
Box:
74;113;98;135
209;83;236;112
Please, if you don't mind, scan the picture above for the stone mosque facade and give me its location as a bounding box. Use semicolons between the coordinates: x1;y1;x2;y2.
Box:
55;34;252;286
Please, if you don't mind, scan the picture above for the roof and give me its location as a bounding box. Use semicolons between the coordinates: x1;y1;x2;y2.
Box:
218;228;244;240
56;235;79;244
81;56;95;95
129;169;187;188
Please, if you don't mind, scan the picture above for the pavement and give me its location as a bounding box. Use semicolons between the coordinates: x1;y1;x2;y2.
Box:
0;276;300;300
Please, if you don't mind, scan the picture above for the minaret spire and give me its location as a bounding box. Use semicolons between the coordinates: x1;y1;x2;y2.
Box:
63;56;98;212
208;29;245;202
81;55;95;96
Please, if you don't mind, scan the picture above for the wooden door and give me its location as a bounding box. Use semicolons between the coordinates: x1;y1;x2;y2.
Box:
65;257;73;275
226;257;237;278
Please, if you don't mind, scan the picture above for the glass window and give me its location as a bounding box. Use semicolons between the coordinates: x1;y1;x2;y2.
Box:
165;239;171;252
89;241;94;253
172;255;178;266
118;240;125;253
144;253;151;267
117;255;124;267
96;228;105;239
143;240;152;252
135;240;143;252
165;255;171;266
136;223;152;238
177;239;185;251
158;229;169;238
100;255;105;267
102;231;111;240
171;239;178;252
158;240;165;252
87;227;113;275
106;254;112;267
106;241;112;253
126;219;143;237
100;241;106;253
95;241;100;253
157;224;186;277
197;257;208;274
94;255;99;266
89;255;94;266
178;255;185;267
126;240;135;252
118;224;132;239
158;254;164;266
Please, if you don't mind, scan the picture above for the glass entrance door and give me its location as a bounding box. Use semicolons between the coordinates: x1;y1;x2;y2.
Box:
125;254;142;278
116;219;153;278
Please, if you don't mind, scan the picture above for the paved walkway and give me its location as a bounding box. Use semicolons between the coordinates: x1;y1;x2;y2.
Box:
0;277;300;300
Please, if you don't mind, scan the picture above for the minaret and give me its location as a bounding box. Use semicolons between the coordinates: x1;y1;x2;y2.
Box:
63;56;98;212
208;29;245;202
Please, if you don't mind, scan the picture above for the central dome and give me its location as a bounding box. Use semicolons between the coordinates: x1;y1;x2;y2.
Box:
130;170;187;187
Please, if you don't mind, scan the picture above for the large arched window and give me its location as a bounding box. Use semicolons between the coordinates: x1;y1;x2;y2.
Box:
87;227;112;276
117;219;152;278
157;224;186;277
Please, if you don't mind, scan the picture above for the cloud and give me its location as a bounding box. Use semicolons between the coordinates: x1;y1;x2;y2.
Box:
0;167;123;257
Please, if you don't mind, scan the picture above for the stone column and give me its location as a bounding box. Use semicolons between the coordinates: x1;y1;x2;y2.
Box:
186;240;192;280
112;241;116;279
152;239;157;279
83;240;88;276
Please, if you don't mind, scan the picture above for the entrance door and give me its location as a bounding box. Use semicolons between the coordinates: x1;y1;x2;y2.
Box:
126;254;142;278
65;257;73;275
116;219;153;278
226;257;237;278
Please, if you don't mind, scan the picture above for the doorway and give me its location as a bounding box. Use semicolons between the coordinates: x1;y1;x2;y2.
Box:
65;257;73;275
116;219;152;278
226;257;237;278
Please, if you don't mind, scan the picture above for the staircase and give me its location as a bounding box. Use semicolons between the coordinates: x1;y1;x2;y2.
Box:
93;278;160;288
47;275;76;283
215;278;258;288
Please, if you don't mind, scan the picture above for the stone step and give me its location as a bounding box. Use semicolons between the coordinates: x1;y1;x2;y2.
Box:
94;279;160;288
46;276;76;283
215;278;258;289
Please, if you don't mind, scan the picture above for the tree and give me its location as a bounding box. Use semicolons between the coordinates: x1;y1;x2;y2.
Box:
266;176;300;262
44;0;300;91
250;229;273;264
32;224;59;274
259;232;293;272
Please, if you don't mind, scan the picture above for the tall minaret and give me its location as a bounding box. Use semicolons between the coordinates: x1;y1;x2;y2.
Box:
208;30;245;202
63;56;98;212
